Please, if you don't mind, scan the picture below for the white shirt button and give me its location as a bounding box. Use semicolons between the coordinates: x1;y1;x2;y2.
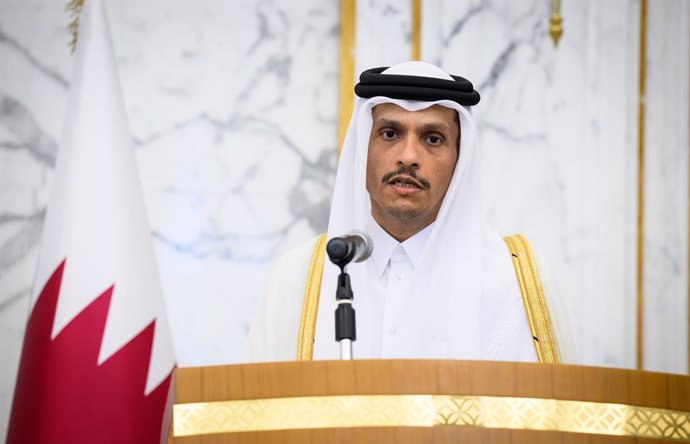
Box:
389;326;397;334
396;273;405;280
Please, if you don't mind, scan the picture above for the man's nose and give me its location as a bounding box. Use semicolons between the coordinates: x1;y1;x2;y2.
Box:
397;136;421;167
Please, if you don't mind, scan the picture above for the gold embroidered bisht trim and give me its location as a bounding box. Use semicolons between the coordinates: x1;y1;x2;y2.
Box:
297;232;560;363
296;233;327;360
503;233;561;364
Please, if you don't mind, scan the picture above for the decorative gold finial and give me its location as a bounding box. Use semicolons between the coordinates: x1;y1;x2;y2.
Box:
66;0;84;53
549;0;563;47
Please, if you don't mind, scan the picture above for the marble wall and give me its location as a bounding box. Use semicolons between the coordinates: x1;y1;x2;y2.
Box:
643;0;689;373
0;0;340;434
436;0;644;369
0;0;688;437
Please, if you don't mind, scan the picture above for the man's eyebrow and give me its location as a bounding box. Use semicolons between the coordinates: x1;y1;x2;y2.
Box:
373;119;452;133
373;118;403;128
419;122;452;133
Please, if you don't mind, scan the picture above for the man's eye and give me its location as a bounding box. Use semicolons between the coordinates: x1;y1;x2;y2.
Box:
381;130;397;140
426;135;443;145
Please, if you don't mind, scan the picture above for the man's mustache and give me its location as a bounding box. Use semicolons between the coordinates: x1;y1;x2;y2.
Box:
381;165;431;190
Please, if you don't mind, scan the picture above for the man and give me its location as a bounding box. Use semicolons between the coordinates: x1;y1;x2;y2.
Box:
248;61;561;363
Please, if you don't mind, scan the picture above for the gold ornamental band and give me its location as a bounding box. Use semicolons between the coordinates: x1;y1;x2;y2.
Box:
174;394;690;441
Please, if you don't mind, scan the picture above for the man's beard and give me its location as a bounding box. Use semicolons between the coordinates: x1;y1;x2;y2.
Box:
383;205;426;222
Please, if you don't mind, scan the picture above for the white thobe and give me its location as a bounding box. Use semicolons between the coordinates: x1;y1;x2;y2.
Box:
357;218;434;358
247;221;538;363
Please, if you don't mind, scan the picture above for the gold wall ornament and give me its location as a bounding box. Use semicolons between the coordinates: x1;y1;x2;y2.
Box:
636;0;648;371
65;0;84;53
411;0;421;60
549;0;563;47
173;394;690;440
338;0;356;156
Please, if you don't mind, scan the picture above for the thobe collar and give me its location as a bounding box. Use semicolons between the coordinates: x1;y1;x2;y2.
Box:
367;216;435;277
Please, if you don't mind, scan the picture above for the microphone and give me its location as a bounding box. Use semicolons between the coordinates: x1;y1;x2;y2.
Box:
327;230;373;359
326;229;374;269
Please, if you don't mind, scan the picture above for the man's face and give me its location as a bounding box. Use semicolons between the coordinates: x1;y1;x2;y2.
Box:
366;103;460;240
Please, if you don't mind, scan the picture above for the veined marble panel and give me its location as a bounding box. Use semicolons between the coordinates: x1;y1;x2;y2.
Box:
432;0;641;368
355;0;413;77
643;0;689;374
0;0;69;437
110;0;340;361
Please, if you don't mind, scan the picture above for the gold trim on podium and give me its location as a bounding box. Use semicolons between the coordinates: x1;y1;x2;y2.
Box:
174;394;690;441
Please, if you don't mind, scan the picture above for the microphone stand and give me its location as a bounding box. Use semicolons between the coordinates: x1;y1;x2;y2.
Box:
327;237;362;360
334;267;355;360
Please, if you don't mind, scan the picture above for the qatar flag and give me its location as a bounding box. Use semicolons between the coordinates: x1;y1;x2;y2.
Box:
6;0;176;443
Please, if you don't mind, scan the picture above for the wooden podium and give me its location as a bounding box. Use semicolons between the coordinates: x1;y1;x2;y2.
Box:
172;360;690;443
